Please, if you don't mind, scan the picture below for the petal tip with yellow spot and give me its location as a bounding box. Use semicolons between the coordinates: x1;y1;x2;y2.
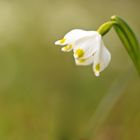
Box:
74;49;85;58
55;38;66;45
61;45;73;52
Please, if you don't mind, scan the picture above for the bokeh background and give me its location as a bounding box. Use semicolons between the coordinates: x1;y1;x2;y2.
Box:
0;0;140;140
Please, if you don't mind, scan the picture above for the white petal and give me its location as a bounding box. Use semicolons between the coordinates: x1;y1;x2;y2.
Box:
75;56;94;66
54;29;87;46
64;29;98;44
55;29;99;53
61;45;73;52
73;33;101;59
55;38;67;46
55;40;63;45
93;41;111;76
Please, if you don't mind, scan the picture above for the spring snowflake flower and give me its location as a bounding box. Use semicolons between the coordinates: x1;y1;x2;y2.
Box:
55;29;97;52
55;29;111;76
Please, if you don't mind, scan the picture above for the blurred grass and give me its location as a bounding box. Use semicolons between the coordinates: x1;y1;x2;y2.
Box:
0;0;140;140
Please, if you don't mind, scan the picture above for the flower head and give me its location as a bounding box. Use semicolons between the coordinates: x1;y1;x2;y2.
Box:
55;29;98;52
55;29;111;76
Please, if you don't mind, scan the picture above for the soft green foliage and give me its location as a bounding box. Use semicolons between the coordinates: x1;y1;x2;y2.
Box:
97;15;140;75
111;16;140;75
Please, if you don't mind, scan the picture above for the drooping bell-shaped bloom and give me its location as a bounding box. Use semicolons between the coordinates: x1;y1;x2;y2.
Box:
55;29;99;52
54;29;111;76
73;33;101;59
92;41;111;76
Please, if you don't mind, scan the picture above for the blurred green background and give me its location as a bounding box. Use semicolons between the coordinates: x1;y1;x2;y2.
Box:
0;0;140;140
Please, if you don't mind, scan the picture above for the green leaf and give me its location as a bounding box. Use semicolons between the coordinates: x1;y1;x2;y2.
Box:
111;15;140;75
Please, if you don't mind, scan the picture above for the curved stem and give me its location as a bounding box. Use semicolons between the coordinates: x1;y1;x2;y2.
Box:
97;16;140;75
97;21;117;36
111;16;140;75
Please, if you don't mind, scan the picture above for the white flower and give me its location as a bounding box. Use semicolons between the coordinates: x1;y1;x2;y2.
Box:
55;29;98;52
73;33;101;59
54;29;111;76
92;41;111;76
74;41;111;76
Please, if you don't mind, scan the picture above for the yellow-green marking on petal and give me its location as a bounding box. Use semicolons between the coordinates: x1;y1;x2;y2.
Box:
95;63;100;71
78;59;86;63
94;64;100;77
75;49;85;58
61;45;73;52
60;38;66;44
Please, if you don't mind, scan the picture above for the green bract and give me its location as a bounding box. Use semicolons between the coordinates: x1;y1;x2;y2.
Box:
111;16;140;75
97;15;140;75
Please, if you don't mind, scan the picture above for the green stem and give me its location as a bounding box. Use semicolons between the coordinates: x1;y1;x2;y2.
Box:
97;16;140;75
97;21;117;36
111;15;140;75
